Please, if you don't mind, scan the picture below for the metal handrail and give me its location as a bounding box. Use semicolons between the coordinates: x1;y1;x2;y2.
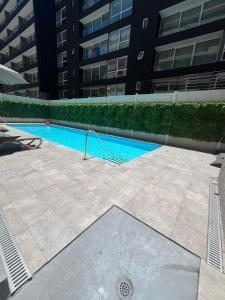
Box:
83;129;114;160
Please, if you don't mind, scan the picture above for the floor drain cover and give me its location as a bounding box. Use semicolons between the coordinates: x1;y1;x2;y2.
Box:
0;212;32;294
117;278;133;299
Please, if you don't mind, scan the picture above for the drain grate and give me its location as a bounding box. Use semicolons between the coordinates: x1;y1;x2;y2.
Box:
207;180;223;272
117;278;133;299
0;212;31;294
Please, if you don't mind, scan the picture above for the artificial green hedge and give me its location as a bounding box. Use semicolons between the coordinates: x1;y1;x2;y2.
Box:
1;100;225;142
0;101;49;119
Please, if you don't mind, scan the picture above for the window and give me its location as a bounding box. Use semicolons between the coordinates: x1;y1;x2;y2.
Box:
159;0;225;37
82;12;110;36
222;46;225;61
137;51;144;60
81;84;125;98
57;30;67;49
82;63;107;82
155;35;221;71
56;6;66;27
81;86;107;97
57;51;67;68
110;0;133;24
58;71;68;86
201;0;225;24
179;6;201;31
108;25;131;52
192;38;221;65
83;39;108;60
173;45;194;68
142;17;148;29
107;56;127;78
159;12;180;37
58;90;68;99
107;83;126;95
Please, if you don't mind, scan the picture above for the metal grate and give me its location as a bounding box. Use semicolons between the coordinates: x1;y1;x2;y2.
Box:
207;180;223;272
117;278;133;299
0;212;32;294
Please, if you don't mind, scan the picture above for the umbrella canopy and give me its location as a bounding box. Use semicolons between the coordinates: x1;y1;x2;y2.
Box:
0;64;28;85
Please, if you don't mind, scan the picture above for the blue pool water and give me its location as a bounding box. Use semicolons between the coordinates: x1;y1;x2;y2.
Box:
10;124;160;163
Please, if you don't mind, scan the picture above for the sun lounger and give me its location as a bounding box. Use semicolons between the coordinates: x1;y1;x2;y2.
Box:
211;153;225;168
0;132;43;155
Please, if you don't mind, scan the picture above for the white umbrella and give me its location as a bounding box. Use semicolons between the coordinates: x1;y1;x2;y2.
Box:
0;64;28;85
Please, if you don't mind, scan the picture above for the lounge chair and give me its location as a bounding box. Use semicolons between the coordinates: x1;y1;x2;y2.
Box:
0;132;43;155
211;153;225;168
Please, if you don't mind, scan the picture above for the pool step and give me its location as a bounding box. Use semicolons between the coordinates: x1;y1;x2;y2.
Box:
105;156;130;165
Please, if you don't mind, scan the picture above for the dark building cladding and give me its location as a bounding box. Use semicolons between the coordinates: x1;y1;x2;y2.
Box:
0;0;57;99
1;0;225;99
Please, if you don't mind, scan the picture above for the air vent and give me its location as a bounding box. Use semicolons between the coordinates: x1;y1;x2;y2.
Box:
0;212;31;294
207;179;223;272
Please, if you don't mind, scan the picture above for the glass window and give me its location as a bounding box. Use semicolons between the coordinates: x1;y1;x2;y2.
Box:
58;71;68;86
108;25;130;52
173;45;194;69
159;0;225;37
155;49;175;71
201;0;225;24
92;67;99;80
56;7;66;27
159;12;180;37
57;51;67;68
180;6;201;31
110;0;133;23
107;56;127;78
193;38;221;65
57;30;67;48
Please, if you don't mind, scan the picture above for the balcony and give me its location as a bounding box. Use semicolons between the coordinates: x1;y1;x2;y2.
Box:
0;34;36;64
0;0;26;30
82;17;110;37
11;55;37;72
0;12;34;48
81;0;100;12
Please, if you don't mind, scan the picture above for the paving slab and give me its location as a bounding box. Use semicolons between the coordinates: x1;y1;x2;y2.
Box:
12;207;200;300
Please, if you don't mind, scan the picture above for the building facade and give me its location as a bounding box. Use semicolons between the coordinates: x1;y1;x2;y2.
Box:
1;0;225;99
55;0;225;98
0;0;58;98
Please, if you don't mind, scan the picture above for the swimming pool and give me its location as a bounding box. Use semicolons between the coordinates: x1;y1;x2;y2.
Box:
10;124;160;164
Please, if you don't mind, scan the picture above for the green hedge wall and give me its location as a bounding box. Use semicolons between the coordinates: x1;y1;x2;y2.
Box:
49;103;225;142
0;101;49;119
1;100;225;142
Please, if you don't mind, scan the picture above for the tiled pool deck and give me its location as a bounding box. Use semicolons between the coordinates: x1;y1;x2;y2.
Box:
1;125;225;299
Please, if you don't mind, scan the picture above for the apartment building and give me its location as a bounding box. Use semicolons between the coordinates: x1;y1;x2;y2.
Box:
0;0;57;98
55;0;225;98
1;0;225;99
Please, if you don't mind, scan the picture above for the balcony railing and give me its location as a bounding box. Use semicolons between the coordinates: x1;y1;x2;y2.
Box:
0;34;36;63
11;56;37;72
81;0;100;11
0;12;34;47
83;44;108;60
82;18;110;37
81;8;132;37
150;71;225;93
0;0;26;29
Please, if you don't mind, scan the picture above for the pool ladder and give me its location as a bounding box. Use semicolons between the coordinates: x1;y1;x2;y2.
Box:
83;130;129;165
